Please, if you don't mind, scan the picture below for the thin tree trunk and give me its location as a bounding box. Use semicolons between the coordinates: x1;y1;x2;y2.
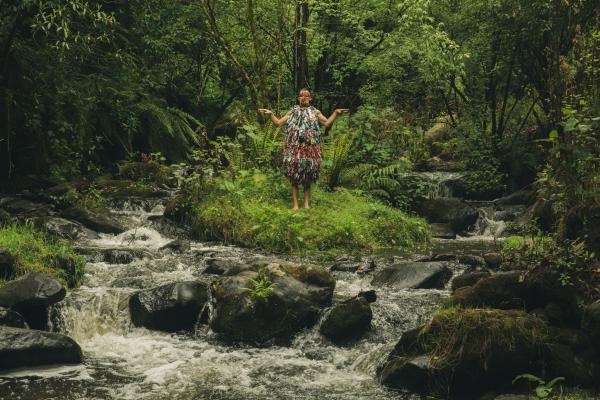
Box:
293;0;309;92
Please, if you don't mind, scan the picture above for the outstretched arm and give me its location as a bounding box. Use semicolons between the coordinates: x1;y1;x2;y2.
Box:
258;109;290;126
316;109;350;128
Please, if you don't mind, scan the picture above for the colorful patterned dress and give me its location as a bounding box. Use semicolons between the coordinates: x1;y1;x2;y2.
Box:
283;105;322;186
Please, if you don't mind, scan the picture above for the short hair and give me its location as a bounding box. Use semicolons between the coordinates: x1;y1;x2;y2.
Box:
298;88;312;97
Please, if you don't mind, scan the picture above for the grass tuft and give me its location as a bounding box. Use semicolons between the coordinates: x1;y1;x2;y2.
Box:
0;223;85;288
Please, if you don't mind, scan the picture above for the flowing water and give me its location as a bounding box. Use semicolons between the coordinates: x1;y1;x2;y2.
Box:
0;195;506;400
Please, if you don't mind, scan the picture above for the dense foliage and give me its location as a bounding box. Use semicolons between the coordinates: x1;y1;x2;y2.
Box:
1;0;599;252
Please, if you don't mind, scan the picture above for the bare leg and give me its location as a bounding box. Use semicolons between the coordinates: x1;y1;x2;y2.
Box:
303;183;311;209
292;185;299;210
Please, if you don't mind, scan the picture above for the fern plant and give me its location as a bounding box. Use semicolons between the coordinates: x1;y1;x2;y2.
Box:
321;132;354;189
339;160;416;207
240;122;283;170
137;102;203;161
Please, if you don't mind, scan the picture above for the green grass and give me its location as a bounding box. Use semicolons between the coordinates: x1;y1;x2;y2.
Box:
0;223;85;288
421;307;549;370
187;169;431;253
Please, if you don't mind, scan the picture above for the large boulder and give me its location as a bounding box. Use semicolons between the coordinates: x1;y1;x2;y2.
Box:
129;281;209;332
371;262;452;289
449;267;580;322
209;261;335;345
34;216;99;241
60;207;125;234
319;297;372;344
558;205;600;260
0;307;28;328
378;309;550;396
0;326;82;370
414;198;479;233
0;272;66;329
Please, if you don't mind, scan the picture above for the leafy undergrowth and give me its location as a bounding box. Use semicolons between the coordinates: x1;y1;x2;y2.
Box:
0;224;85;288
184;170;431;253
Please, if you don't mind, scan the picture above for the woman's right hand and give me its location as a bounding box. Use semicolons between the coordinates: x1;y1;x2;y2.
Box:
258;109;273;115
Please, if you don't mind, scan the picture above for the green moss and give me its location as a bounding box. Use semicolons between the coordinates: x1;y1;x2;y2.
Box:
421;307;549;370
0;224;85;288
187;170;431;253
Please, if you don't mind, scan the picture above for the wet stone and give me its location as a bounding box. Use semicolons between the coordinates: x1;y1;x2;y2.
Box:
0;326;82;370
320;297;372;344
0;307;28;328
371;261;452;289
103;250;135;265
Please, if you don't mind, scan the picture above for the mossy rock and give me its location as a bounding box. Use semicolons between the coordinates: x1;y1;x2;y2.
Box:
209;262;335;345
379;308;550;395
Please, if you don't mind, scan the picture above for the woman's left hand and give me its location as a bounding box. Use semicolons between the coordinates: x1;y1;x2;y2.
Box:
335;109;350;115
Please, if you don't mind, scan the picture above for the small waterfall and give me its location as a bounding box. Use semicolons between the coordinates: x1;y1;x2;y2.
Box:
50;287;133;341
470;206;506;238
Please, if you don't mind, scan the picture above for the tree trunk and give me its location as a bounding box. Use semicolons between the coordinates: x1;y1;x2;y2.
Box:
293;0;309;92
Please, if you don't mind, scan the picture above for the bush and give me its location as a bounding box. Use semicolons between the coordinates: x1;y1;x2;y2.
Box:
0;223;85;288
186;169;431;253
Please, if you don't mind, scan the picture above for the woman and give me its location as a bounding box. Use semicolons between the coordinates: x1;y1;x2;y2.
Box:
259;88;349;209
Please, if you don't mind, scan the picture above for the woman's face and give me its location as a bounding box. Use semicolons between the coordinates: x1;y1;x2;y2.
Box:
298;90;312;107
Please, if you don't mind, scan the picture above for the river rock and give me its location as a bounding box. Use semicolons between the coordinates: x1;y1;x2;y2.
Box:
423;253;486;268
103;249;134;264
484;252;503;269
160;239;191;253
0;197;50;217
319;297;372;344
414;198;479;233
330;255;361;272
379;309;550;395
450;267;580;323
451;271;491;292
430;223;456;239
209;261;335;345
0;248;15;279
545;343;596;386
203;257;247;275
129;281;209;332
378;355;431;393
371;262;452;289
35;216;99;241
0;326;82;370
61;206;125;234
0;307;28;328
358;289;377;303
0;272;66;329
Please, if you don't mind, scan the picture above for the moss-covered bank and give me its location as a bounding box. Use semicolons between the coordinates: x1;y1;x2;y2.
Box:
168;170;431;253
0;224;84;288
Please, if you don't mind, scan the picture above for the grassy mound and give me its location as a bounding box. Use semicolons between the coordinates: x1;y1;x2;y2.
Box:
0;224;85;288
421;307;548;370
186;170;431;253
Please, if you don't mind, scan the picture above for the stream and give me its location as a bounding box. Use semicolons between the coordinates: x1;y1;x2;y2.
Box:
0;182;508;400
